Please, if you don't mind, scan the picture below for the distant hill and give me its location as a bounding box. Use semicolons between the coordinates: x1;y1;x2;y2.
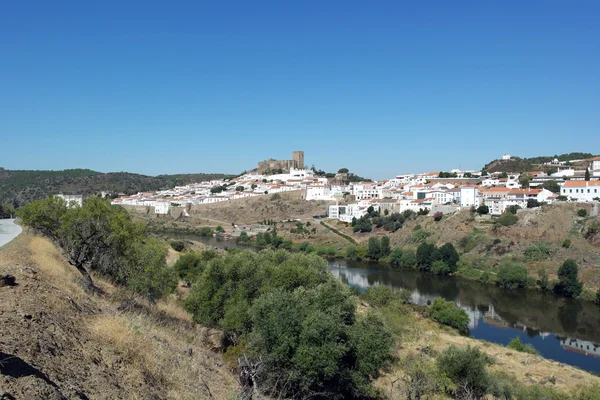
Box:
482;152;597;173
0;168;234;207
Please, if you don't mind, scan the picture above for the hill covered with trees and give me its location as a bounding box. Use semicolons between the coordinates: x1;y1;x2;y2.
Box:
0;167;234;207
482;152;597;173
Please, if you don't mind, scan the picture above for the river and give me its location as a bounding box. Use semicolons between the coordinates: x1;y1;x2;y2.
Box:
170;234;600;374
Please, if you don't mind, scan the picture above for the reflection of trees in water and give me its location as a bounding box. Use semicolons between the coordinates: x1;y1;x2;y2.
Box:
415;274;460;300
558;300;582;336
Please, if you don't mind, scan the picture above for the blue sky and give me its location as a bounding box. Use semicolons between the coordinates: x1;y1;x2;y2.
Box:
1;1;598;179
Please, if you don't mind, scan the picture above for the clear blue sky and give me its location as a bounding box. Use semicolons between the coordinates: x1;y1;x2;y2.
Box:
1;1;598;179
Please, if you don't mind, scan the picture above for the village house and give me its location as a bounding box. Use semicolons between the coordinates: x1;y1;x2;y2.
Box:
560;181;600;202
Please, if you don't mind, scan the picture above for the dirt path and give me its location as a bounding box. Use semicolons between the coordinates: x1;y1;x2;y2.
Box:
0;219;22;248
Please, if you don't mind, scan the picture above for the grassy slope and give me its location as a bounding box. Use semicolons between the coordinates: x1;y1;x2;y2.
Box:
0;233;237;399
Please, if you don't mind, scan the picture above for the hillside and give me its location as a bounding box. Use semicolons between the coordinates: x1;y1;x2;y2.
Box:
482;152;597;173
0;168;234;206
0;233;237;399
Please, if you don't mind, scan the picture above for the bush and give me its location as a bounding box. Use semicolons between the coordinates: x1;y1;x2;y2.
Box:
433;212;443;221
554;259;583;298
361;285;397;307
562;238;572;248
429;298;470;334
388;247;404;265
236;231;251;244
578;208;588;217
173;250;217;283
507;337;539;355
497;213;518;227
523;242;554;261
170;240;186;252
411;228;431;243
476;205;489;215
437;345;494;399
270;193;281;201
185;250;395;398
507;205;521;214
538;267;551;291
496;262;529;289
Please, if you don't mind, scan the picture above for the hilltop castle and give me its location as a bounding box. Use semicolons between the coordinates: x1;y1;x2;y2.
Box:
257;151;304;174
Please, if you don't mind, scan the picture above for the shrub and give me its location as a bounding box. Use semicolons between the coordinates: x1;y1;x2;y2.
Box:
476;205;489;215
562;238;572;248
361;285;397;307
270;193;281;201
507;337;539;355
399;249;418;269
554;259;583;298
433;212;443;221
431;260;450;275
170;240;186;252
236;231;251;244
578;208;588;217
388;247;404;265
507;205;521;214
527;199;540;208
173;250;217;283
538;267;551;291
429;298;470;334
411;229;430;243
367;237;381;259
185;250;395;398
437;345;494;399
496;262;529;289
497;213;518;227
523;242;554;261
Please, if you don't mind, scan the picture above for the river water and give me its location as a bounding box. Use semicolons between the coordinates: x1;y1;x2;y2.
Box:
171;234;600;374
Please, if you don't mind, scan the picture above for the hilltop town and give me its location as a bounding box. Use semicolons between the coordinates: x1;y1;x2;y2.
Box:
110;151;600;221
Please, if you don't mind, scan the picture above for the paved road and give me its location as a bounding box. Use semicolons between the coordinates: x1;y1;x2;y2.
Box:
0;219;22;248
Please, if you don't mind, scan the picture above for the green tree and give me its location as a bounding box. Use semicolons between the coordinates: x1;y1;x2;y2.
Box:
215;225;225;233
437;345;494;399
538;267;550;291
338;168;349;173
554;259;583;298
380;236;391;257
496;261;529;289
500;171;508;179
389;248;404;266
416;242;436;271
542;180;560;193
476;205;489;215
438;243;460;273
430;298;470;333
585;168;591;181
367;237;381;259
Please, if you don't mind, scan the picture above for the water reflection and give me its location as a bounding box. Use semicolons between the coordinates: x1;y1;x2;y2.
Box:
329;263;600;373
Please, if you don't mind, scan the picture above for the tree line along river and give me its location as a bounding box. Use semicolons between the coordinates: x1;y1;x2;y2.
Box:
169;233;600;374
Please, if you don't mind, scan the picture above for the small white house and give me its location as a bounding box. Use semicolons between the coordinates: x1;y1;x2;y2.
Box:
460;186;479;208
502;154;511;160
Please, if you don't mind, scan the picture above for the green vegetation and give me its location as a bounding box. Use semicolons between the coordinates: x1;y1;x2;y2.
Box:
482;152;597;173
496;261;530;289
18;196;176;302
554;259;583;298
437;345;494;399
507;337;539;355
169;240;186;252
542;180;561;193
0;203;16;218
497;212;519;227
523;242;555;261
476;205;489;215
416;242;460;275
183;249;395;398
578;208;588;217
429;298;470;333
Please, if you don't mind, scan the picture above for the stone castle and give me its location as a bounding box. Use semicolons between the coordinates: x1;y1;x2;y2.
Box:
257;151;304;174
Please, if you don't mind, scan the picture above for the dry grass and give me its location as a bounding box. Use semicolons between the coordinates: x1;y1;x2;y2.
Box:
89;311;236;400
1;233;238;399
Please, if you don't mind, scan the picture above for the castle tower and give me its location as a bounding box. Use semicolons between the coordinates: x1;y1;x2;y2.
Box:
292;151;304;169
